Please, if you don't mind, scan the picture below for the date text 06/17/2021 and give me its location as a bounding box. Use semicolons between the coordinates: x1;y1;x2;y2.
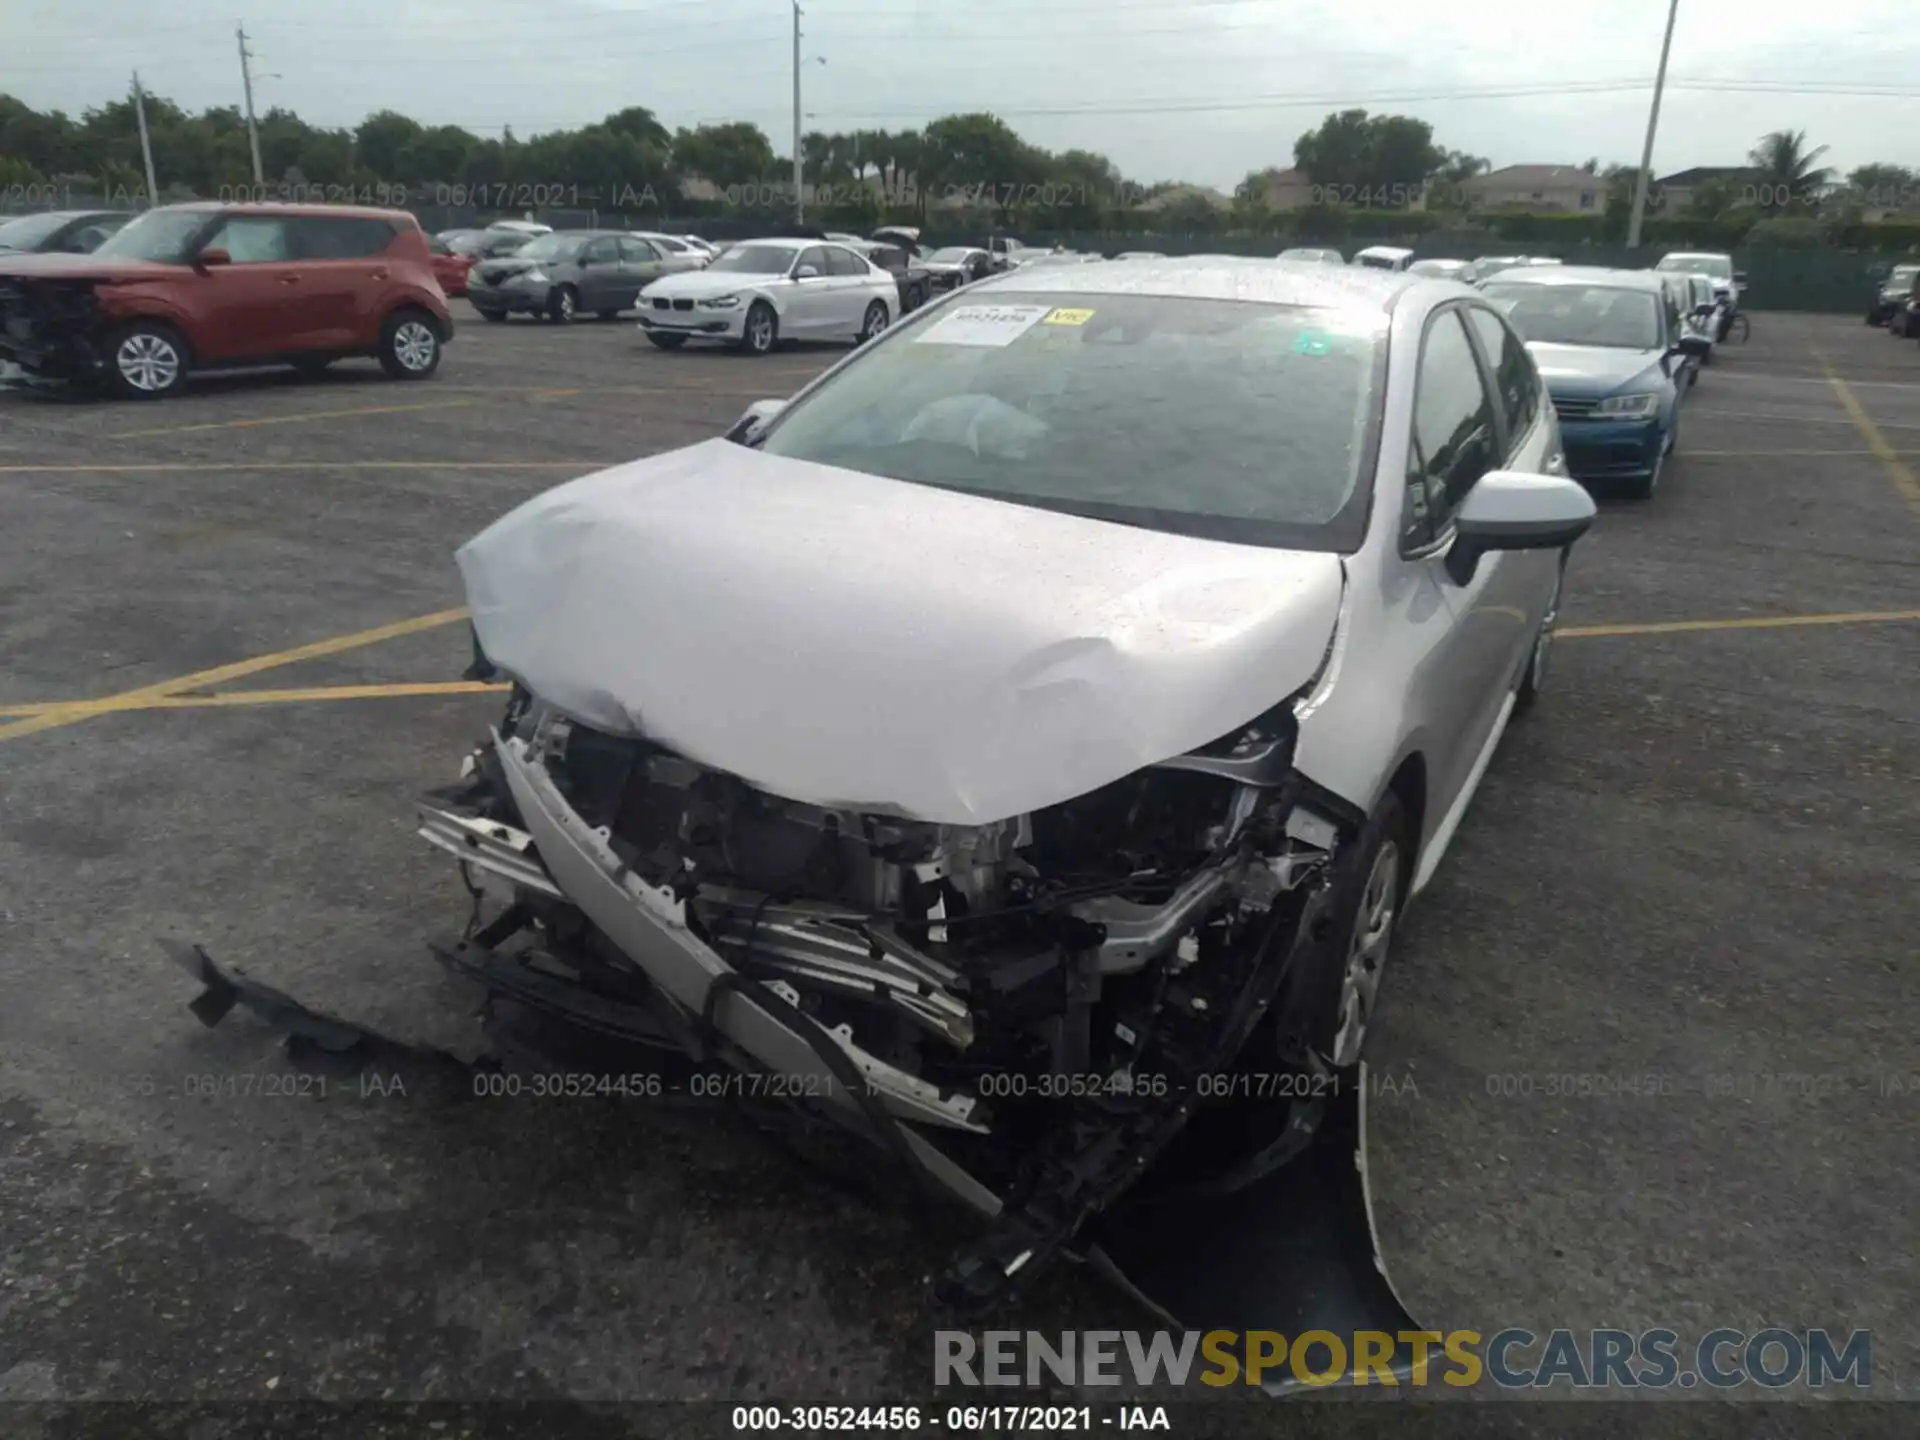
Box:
729;1404;1171;1432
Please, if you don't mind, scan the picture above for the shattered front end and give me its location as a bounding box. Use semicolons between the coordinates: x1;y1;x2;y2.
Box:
413;680;1363;1307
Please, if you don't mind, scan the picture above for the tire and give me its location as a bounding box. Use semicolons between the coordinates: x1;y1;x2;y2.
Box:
738;301;778;355
1281;791;1412;1070
857;300;890;344
645;333;687;350
377;309;442;381
546;286;578;324
479;309;507;323
1513;555;1566;715
104;320;191;400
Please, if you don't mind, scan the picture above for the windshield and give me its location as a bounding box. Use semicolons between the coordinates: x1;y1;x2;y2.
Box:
756;294;1381;550
91;209;211;263
1482;282;1663;350
518;233;586;262
0;212;76;250
710;244;800;274
1657;254;1732;279
1887;266;1918;288
928;248;974;263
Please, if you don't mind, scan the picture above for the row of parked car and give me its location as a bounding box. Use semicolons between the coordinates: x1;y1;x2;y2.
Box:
1867;259;1920;337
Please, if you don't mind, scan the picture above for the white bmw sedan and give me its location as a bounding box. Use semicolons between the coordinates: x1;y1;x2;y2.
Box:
636;237;897;354
434;258;1596;1264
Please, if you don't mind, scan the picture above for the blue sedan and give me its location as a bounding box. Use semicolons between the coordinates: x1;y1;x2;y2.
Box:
1481;268;1710;499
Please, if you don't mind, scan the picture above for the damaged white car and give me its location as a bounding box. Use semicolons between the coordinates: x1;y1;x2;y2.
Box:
176;259;1594;1329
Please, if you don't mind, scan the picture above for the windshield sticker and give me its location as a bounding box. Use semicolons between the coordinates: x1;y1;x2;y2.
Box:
914;304;1054;347
1291;330;1333;356
1043;307;1096;325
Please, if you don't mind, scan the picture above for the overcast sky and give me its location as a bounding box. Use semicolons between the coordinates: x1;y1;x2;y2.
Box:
14;0;1920;189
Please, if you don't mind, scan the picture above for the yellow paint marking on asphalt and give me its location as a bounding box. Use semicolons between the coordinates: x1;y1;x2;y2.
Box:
1812;349;1920;521
1557;609;1920;640
0;606;471;743
0;680;509;718
108;398;479;439
1686;449;1876;457
0;461;599;474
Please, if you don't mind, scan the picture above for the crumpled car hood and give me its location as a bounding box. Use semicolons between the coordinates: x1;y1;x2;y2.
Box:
456;440;1345;825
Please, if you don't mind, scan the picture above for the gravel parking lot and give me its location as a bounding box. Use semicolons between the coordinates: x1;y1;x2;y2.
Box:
1;302;1915;1430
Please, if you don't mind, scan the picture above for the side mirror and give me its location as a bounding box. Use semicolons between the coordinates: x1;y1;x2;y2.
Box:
1733;271;1748;285
196;247;232;268
1444;470;1596;586
794;264;820;279
725;397;788;444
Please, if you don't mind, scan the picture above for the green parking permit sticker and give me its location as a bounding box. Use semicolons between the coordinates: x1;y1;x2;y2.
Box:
1293;331;1333;355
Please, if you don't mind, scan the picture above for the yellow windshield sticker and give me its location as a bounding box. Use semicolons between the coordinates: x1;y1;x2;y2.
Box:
1044;308;1096;325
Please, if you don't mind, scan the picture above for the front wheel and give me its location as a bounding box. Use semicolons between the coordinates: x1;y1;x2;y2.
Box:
738;301;778;355
105;321;191;399
857;300;890;344
1513;556;1566;714
546;286;578;324
378;310;443;380
1283;792;1412;1070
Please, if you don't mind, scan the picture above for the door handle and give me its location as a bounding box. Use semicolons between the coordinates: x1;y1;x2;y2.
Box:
276;274;301;284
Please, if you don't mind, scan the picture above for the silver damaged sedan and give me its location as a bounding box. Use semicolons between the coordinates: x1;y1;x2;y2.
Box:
417;258;1596;1315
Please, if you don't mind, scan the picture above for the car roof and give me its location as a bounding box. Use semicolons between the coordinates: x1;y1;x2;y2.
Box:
1354;244;1414;258
972;254;1432;310
1659;250;1731;260
1478;265;1669;292
153;200;416;221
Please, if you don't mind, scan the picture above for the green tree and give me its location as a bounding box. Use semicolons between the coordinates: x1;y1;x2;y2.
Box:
353;110;423;180
1747;129;1833;213
1295;109;1442;202
671;122;775;186
1845;162;1916;210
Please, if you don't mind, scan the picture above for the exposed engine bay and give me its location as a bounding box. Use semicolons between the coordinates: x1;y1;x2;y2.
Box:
408;681;1365;1304
0;278;108;381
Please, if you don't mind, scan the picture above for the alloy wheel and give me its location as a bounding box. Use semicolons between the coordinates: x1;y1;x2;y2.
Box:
117;333;180;392
1331;840;1400;1067
393;322;437;371
861;303;889;341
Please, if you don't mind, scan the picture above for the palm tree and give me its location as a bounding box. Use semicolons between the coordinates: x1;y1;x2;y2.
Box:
1747;129;1833;213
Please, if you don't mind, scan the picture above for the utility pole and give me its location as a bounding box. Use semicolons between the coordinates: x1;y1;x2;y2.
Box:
131;71;160;208
237;23;265;187
1626;0;1681;250
792;0;804;225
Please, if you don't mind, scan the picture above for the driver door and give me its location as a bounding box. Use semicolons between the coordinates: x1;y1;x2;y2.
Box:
784;245;835;337
574;235;622;311
1397;306;1544;822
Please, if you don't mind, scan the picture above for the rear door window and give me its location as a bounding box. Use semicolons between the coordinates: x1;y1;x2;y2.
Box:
288;216;396;259
826;246;870;277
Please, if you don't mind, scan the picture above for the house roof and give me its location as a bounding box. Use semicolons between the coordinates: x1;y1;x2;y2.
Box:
1656;166;1761;187
1464;165;1598;189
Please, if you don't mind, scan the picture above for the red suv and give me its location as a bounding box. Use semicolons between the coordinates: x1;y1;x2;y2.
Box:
0;202;454;398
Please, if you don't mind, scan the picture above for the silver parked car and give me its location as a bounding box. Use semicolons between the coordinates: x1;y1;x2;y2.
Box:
465;230;702;322
635;238;897;354
412;259;1594;1301
1277;246;1345;264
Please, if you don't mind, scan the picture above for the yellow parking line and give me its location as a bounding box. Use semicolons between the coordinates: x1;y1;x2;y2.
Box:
1558;609;1920;639
0;606;471;743
108;398;478;439
0;461;599;474
0;680;508;719
1811;349;1920;522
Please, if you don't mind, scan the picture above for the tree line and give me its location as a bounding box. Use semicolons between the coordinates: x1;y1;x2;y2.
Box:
2;90;1909;239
